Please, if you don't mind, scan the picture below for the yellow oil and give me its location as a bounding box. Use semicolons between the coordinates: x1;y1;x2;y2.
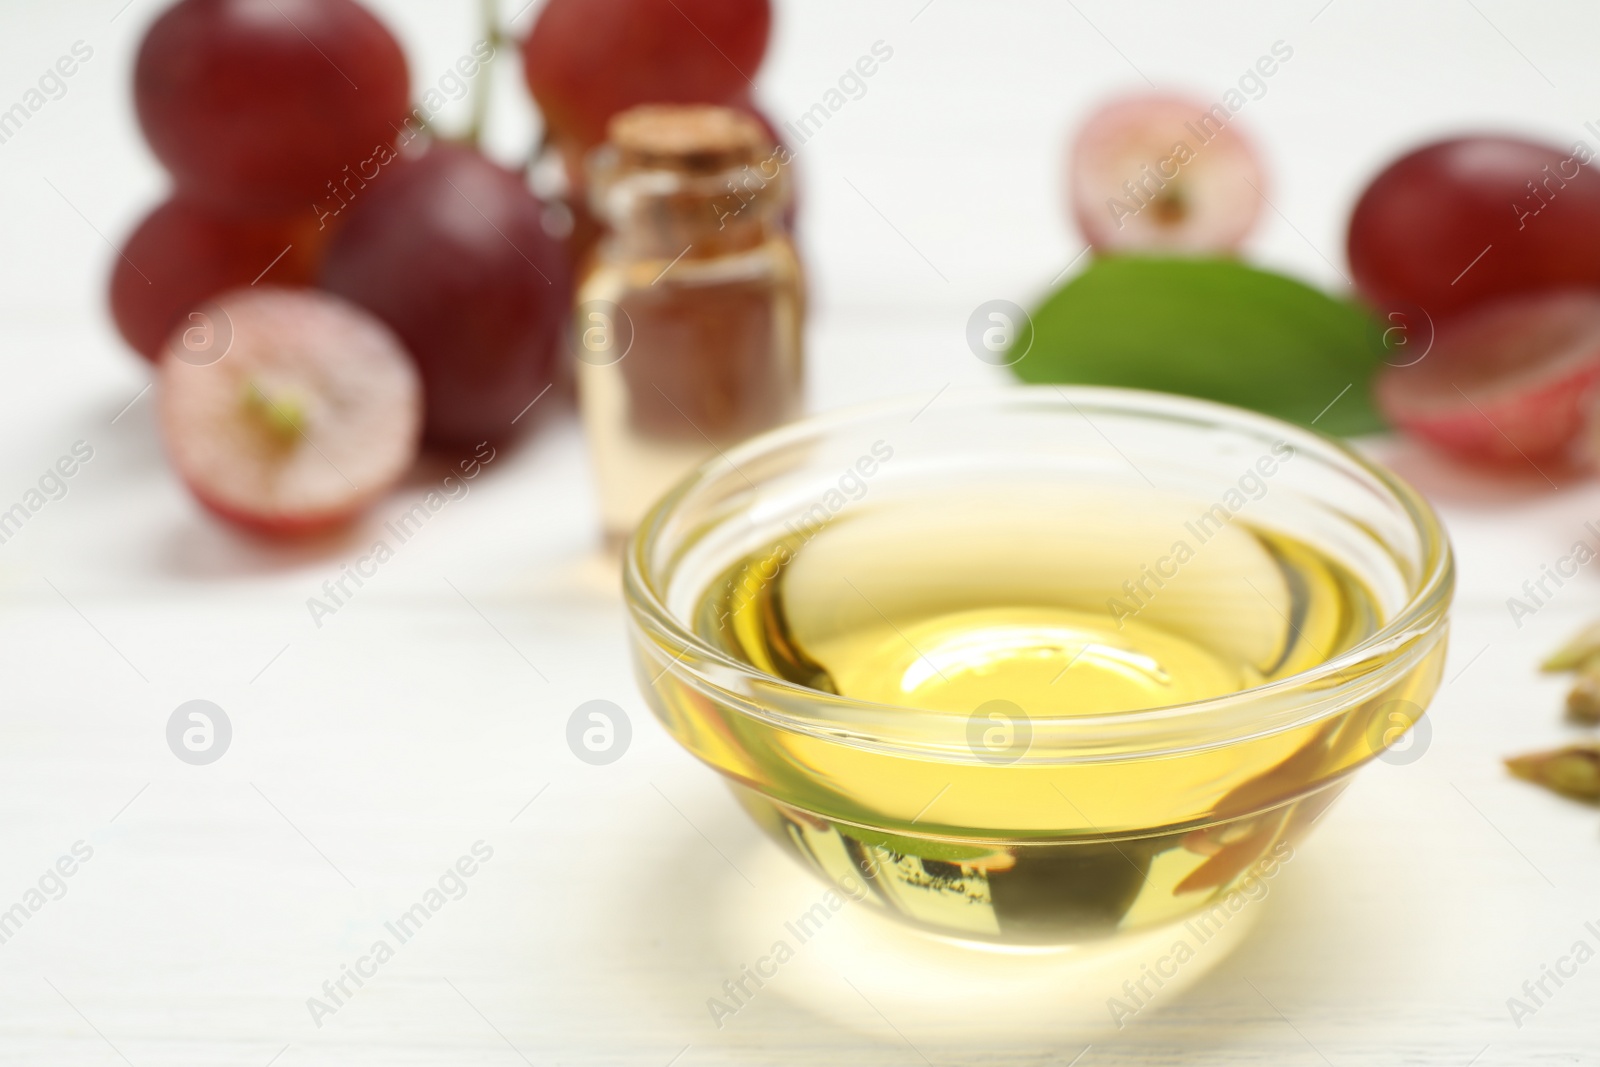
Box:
645;485;1446;943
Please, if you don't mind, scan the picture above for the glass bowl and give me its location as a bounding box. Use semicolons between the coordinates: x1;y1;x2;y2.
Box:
623;386;1453;946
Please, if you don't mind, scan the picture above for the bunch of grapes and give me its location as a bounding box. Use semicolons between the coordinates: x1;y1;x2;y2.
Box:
111;0;773;535
115;0;408;356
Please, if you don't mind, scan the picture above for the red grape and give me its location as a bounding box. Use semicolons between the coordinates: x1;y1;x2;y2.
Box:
158;287;421;536
319;144;571;448
135;0;411;212
1348;136;1600;323
521;0;770;152
110;196;326;361
1376;291;1600;467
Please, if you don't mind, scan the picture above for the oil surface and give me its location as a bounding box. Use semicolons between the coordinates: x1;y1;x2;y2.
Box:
698;490;1381;717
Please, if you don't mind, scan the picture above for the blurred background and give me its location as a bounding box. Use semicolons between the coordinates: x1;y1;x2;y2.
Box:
2;1;1599;1063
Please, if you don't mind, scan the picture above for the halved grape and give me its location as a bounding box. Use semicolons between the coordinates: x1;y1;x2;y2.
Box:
158;287;421;536
1068;92;1266;254
1376;291;1600;467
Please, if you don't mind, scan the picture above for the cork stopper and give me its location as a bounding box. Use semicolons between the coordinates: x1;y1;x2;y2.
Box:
607;104;772;174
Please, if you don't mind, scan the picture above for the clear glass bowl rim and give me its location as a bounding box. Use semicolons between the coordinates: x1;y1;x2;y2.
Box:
623;385;1455;760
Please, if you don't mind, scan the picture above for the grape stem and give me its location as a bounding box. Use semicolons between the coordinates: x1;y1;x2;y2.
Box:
525;128;550;182
464;0;504;146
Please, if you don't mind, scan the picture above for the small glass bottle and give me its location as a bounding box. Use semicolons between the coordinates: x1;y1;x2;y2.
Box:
575;104;804;546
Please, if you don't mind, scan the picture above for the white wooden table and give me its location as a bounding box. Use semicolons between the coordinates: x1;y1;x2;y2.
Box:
3;1;1599;1062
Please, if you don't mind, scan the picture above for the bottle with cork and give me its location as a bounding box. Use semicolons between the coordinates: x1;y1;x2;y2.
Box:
574;103;804;547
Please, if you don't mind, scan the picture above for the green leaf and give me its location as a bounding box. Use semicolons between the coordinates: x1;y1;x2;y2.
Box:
1011;257;1389;436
